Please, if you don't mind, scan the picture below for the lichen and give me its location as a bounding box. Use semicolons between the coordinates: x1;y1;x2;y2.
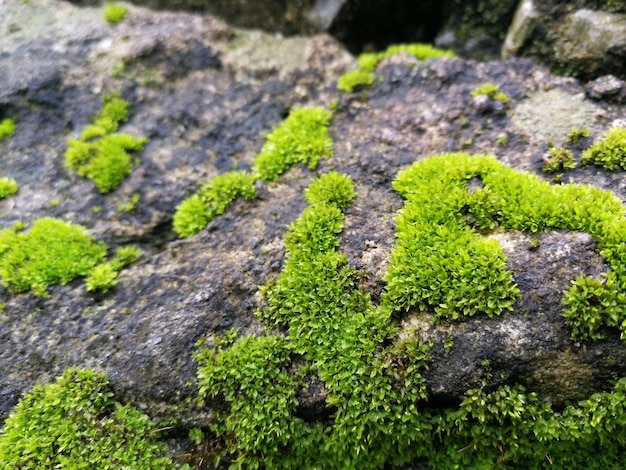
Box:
65;92;147;193
0;368;187;469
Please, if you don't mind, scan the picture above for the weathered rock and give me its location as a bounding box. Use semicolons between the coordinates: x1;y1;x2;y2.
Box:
3;0;626;465
505;0;626;81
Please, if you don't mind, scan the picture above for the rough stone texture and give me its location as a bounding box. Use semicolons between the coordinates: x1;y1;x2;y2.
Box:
4;0;626;462
511;0;626;81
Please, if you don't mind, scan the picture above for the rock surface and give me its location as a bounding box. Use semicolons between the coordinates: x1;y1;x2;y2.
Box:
3;0;626;464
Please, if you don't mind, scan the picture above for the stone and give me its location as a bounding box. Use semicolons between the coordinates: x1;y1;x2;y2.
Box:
3;0;626;465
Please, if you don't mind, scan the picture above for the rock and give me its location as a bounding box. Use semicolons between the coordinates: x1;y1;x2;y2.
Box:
586;74;626;103
504;1;626;81
3;0;626;466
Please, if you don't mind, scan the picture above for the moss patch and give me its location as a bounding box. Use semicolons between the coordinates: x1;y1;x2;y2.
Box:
0;177;18;199
195;163;626;468
582;127;626;170
0;368;186;469
103;2;128;24
0;218;141;296
65;92;147;193
173;107;333;238
0;118;16;141
471;82;510;104
385;153;626;341
338;43;455;92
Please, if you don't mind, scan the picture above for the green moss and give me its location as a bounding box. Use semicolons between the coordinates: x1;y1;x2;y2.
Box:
543;146;576;173
471;82;510;104
103;2;128;24
385;153;626;341
173;107;334;238
65;93;147;193
173;171;257;238
117;192;141;213
0;177;18;199
582;127;626;170
195;158;626;468
86;261;118;293
304;170;355;210
566;127;590;145
337;69;375;93
253;107;333;181
0;118;16;141
0;218;107;296
197;172;432;469
338;43;455;93
0;368;186;469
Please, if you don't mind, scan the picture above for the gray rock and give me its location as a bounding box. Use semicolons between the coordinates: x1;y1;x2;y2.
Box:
3;0;626;464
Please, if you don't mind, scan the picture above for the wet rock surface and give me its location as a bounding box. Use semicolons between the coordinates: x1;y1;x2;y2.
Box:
3;0;626;457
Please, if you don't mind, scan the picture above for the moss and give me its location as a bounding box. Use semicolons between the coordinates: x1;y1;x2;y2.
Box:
174;107;334;238
0;219;140;296
0;368;186;469
0;218;107;296
173;171;257;238
193;155;626;467
566;127;590;145
337;69;375;93
103;2;128;24
65;92;147;193
338;43;455;93
0;118;16;141
385;153;626;341
252;107;333;181
0;177;18;199
85;261;118;293
582;127;626;170
543;146;576;173
197;172;432;469
471;82;510;104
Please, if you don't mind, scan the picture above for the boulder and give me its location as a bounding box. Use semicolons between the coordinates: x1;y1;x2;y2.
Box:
3;0;626;466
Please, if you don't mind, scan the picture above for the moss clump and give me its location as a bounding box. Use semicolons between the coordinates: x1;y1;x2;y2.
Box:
197;172;433;469
65;92;147;193
0;118;16;141
337;69;375;93
338;43;455;92
470;82;510;104
0;177;18;199
385;153;626;341
253;107;333;181
0;218;108;296
566;127;590;145
196;165;626;468
173;171;257;238
103;2;128;24
0;368;186;469
543;146;576;173
174;107;334;238
582;127;626;170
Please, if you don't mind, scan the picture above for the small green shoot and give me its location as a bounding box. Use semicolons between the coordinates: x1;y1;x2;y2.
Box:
104;2;128;24
0;177;18;199
582;127;626;170
471;82;510;104
0;118;16;141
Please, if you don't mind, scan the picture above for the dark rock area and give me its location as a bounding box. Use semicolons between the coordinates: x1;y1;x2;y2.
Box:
3;0;626;463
